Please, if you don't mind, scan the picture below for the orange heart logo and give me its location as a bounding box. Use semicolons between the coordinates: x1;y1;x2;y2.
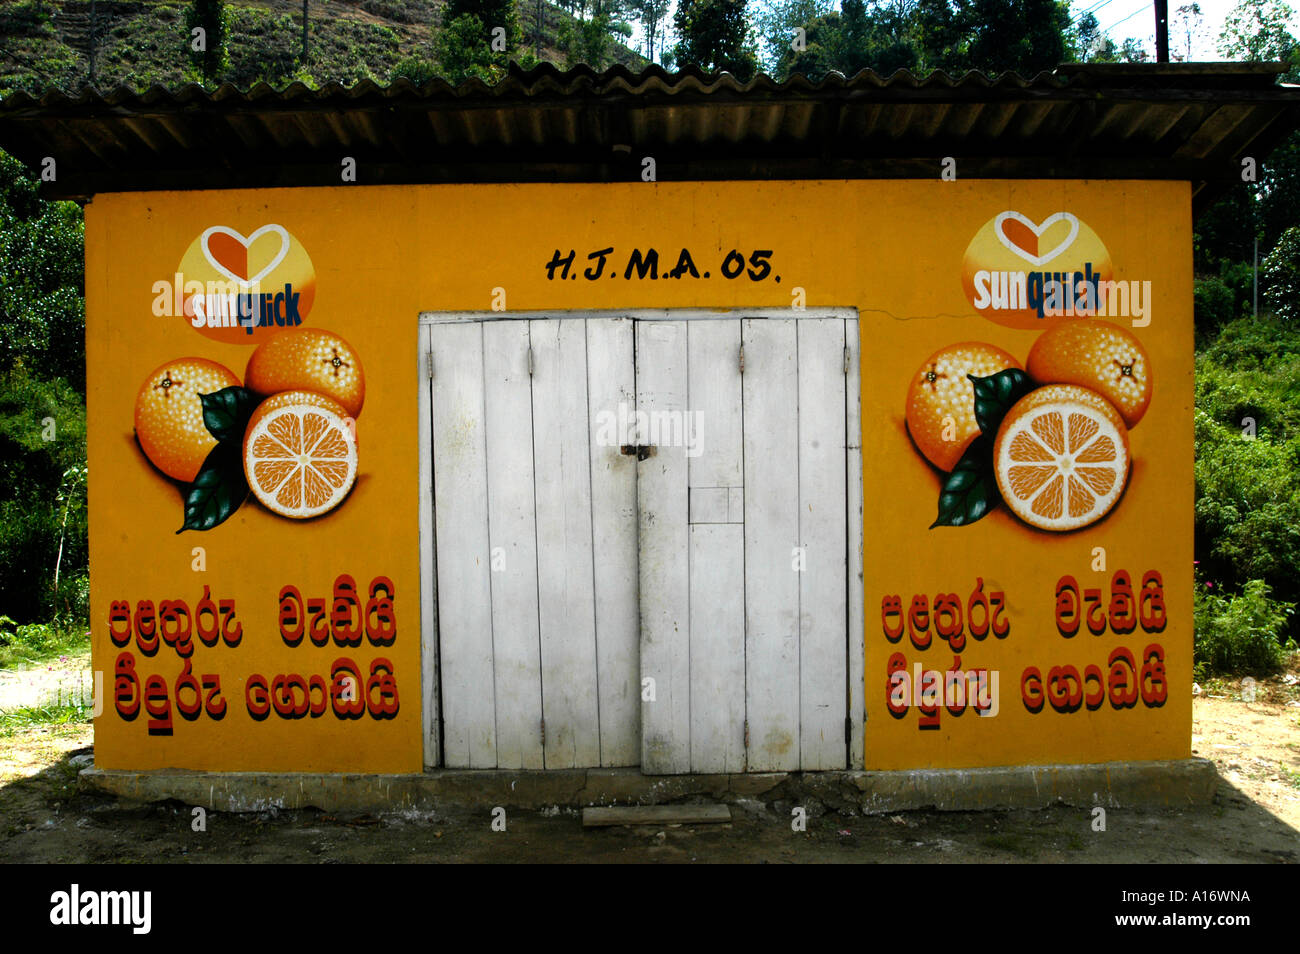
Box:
994;212;1079;267
200;225;290;286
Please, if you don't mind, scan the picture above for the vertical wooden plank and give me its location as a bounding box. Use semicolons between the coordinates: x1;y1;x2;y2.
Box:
483;320;544;769
797;318;849;770
587;318;640;767
418;323;440;768
845;317;866;770
690;524;745;771
687;320;745;773
429;321;496;768
742;318;802;772
637;319;691;774
531;318;602;769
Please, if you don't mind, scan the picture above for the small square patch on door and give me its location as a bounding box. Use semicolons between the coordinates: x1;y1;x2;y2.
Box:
727;486;744;523
690;486;742;524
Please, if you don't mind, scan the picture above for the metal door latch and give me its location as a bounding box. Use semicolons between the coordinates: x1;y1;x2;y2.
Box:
620;444;656;461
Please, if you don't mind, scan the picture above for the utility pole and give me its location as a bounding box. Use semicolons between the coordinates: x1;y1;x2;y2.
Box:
1155;0;1169;63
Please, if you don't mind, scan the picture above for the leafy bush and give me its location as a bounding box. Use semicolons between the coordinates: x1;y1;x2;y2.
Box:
0;615;88;669
184;0;232;85
1262;224;1300;322
1194;578;1296;678
435;14;512;83
1194;275;1235;339
1194;314;1300;641
0;152;85;389
0;153;88;625
390;55;441;83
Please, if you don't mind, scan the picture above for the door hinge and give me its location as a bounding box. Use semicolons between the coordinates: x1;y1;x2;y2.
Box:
540;718;545;746
844;347;851;374
426;349;434;380
527;347;535;376
743;719;750;749
739;344;745;374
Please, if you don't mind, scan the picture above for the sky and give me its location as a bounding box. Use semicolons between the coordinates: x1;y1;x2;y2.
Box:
1072;0;1298;60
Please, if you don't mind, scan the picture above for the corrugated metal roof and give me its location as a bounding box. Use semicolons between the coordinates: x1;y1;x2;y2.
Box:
2;62;1297;211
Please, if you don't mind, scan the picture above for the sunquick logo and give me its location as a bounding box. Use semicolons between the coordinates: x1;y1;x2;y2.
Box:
152;224;317;345
962;211;1152;329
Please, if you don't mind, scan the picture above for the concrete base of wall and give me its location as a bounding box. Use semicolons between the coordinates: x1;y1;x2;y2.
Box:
80;758;1217;815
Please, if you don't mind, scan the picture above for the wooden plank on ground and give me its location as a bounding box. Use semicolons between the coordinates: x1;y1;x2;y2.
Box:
582;804;733;827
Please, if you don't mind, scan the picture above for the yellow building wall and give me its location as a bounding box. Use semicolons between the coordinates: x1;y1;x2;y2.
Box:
85;180;1193;772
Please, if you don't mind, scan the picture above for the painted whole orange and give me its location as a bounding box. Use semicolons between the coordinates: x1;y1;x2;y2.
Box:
244;327;365;419
1026;319;1152;427
134;357;241;482
905;342;1023;472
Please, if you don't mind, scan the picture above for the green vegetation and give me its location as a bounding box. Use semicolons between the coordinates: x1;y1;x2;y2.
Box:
0;694;92;736
672;0;759;79
0;151;87;628
0;0;646;96
0;617;88;670
1188;0;1300;674
1193;580;1296;679
185;0;232;83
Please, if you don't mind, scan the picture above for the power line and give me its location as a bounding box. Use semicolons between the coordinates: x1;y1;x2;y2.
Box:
1072;0;1117;26
1101;3;1151;36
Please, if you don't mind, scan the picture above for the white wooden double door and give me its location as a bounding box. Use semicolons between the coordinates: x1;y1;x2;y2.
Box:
427;314;857;773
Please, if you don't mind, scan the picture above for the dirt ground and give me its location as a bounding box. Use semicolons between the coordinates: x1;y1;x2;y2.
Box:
1;667;1298;863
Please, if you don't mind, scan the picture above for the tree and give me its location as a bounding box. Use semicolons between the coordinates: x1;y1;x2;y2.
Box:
1172;3;1204;61
632;0;673;61
1072;12;1118;62
558;0;634;68
0;152;85;389
1210;0;1300;263
776;0;920;80
184;0;230;84
445;0;522;45
956;0;1071;75
1218;0;1298;67
1119;37;1150;62
0;151;89;623
752;0;834;72
672;0;760;79
911;0;962;70
435;0;524;82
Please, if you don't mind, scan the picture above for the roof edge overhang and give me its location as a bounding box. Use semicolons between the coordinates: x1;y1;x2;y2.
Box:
1;62;1297;215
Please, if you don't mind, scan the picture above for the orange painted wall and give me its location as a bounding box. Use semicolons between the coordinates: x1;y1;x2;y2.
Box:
86;180;1192;771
